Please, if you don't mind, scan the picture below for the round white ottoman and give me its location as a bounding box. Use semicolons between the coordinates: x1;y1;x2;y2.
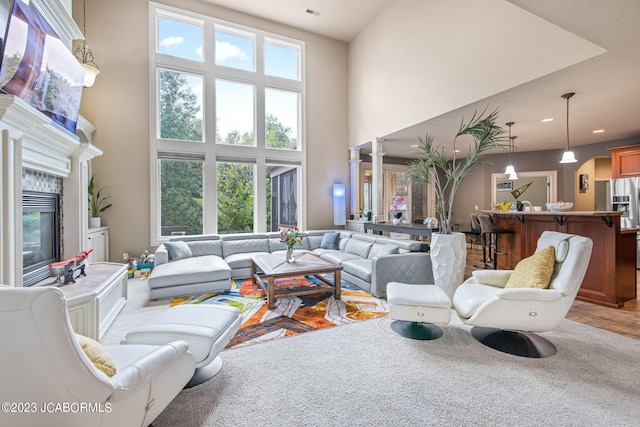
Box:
387;282;451;340
124;304;241;387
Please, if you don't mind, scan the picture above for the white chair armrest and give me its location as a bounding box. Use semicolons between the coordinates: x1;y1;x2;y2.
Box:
108;341;192;401
471;269;513;287
496;288;563;302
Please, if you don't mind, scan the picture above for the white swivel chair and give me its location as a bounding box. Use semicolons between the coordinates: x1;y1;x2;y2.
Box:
0;285;196;427
453;231;593;358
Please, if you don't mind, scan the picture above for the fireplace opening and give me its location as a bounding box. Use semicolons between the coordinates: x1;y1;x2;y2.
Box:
23;191;60;286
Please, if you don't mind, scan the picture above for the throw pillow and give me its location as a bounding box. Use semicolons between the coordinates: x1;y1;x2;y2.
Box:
505;246;556;289
164;241;192;261
320;232;340;250
74;333;117;377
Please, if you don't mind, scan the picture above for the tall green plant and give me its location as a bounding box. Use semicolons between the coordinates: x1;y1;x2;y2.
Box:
408;110;506;234
88;175;112;218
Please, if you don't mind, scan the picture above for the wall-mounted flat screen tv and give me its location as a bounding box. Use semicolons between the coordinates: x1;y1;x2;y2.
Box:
0;0;84;134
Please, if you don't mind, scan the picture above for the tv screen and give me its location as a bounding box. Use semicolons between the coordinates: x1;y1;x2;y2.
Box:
0;0;84;133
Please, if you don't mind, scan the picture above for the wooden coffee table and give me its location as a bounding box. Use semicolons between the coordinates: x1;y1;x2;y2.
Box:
251;252;342;309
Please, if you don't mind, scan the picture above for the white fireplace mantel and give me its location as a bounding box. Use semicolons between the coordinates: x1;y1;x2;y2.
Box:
0;95;100;286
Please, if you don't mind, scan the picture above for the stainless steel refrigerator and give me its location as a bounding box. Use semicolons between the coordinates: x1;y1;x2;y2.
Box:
610;177;640;268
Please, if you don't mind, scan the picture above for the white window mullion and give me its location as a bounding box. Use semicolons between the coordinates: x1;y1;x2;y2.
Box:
203;153;217;234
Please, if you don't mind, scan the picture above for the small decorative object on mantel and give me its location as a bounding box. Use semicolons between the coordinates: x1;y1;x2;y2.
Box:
48;249;94;285
279;227;303;262
88;174;112;228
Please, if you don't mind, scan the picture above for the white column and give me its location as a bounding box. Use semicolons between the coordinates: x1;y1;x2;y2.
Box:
0;129;23;286
64;142;102;258
370;138;385;222
348;146;362;218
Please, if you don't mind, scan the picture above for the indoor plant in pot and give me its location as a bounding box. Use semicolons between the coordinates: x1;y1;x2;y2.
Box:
88;174;112;228
408;110;505;301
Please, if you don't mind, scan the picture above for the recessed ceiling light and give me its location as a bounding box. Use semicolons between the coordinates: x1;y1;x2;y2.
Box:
542;117;554;122
306;8;321;16
454;149;460;153
593;129;605;133
410;144;419;148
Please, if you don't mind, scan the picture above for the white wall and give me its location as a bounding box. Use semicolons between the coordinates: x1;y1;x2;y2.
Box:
76;0;348;260
347;0;605;146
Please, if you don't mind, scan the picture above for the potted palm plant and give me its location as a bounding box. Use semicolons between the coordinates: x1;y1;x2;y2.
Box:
407;110;505;300
88;175;112;228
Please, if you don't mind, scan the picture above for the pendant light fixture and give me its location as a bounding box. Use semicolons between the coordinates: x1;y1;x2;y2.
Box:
559;92;577;163
74;0;100;87
504;122;518;179
508;136;518;180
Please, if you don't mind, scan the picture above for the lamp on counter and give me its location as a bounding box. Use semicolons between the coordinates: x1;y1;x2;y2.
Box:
74;0;100;87
559;92;577;164
504;122;518;180
333;184;346;226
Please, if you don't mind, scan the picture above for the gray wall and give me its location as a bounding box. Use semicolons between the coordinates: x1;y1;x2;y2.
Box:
451;135;640;227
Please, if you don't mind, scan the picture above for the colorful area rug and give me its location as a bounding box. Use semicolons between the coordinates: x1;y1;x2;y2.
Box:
171;275;388;349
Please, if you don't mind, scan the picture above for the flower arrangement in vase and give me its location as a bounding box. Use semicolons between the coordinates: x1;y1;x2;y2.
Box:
279;227;303;262
391;196;405;225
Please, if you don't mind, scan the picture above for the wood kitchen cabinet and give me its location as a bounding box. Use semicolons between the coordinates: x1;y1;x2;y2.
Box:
482;210;636;308
609;144;640;178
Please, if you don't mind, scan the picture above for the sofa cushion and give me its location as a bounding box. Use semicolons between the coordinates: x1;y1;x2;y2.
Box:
342;259;372;282
164;241;192;261
149;255;230;288
320;232;340;250
225;252;270;270
505;246;556;289
187;240;223;258
344;239;373;259
319;250;362;265
368;243;400;259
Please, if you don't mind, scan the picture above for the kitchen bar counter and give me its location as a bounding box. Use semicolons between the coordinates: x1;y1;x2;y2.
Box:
478;210;636;308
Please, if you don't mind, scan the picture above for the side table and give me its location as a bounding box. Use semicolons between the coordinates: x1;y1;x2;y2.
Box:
57;262;128;340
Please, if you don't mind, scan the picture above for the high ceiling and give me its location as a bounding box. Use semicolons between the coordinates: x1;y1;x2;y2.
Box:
203;0;640;159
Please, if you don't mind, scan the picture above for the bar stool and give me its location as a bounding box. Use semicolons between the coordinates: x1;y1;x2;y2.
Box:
467;214;483;250
477;214;513;269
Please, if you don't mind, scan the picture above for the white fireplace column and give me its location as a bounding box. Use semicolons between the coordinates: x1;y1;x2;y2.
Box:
0;129;23;286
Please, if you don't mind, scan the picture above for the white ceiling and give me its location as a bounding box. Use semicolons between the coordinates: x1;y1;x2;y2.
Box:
203;0;640;159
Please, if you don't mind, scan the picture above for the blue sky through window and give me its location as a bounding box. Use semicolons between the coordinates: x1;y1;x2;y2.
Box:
158;14;300;147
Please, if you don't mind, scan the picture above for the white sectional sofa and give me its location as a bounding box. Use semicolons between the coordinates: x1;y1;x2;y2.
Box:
148;230;433;300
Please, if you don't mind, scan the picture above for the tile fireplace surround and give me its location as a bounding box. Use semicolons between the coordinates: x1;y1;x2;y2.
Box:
0;95;99;287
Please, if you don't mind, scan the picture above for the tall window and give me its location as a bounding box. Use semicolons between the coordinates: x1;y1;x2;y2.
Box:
150;4;305;244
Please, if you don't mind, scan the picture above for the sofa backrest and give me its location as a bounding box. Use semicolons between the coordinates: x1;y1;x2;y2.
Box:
186;240;223;258
266;232;311;251
221;233;269;257
343;239;373;258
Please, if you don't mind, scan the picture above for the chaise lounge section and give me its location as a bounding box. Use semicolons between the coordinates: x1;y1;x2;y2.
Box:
148;230;432;300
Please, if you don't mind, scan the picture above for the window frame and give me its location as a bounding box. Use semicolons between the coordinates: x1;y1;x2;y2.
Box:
149;2;306;246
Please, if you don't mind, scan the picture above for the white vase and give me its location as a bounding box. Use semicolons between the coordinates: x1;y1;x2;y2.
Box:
392;218;400;225
430;232;467;305
89;217;101;229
